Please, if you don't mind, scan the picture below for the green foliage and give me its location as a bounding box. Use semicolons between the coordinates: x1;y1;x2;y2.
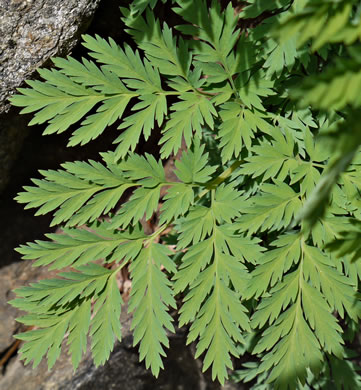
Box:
11;263;122;370
9;0;361;389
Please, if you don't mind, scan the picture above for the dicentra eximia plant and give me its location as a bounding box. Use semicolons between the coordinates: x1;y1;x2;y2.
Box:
9;0;361;388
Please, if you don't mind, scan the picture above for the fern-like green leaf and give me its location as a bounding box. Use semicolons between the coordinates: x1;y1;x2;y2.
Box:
15;222;145;269
82;34;163;92
114;94;168;159
249;230;360;389
128;242;176;377
276;0;357;50
175;0;242;85
237;181;302;234
255;303;324;390
303;244;361;321
240;128;298;181
174;138;217;184
159;183;194;224
10;70;103;135
160;92;217;158
245;233;301;299
122;8;192;81
293;53;361;111
176;222;251;384
15;159;133;227
11;263;122;370
90;271;123;366
217;103;273;163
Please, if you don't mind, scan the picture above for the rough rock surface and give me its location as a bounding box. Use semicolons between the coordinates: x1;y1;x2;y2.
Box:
0;260;242;390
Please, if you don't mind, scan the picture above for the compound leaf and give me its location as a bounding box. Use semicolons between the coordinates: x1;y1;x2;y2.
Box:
128;243;176;377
